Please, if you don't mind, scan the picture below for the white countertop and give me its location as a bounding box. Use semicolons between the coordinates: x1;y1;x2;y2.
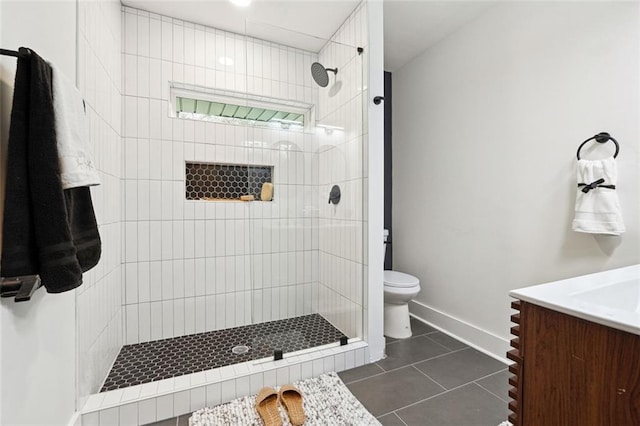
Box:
510;264;640;336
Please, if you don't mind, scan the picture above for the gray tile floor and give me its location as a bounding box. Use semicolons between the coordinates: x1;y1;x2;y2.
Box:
340;318;509;426
150;317;509;426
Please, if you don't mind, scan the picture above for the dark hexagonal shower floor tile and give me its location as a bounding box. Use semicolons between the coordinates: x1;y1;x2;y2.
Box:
100;314;346;392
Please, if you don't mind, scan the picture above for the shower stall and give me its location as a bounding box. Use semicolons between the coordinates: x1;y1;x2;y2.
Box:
74;2;379;422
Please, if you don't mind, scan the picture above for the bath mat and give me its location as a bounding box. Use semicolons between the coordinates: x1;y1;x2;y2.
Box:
189;372;382;426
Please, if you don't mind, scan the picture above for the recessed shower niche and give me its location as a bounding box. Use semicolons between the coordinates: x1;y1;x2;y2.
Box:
185;162;273;201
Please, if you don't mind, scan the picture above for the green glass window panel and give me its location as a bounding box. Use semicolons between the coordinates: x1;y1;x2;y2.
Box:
195;100;210;114
179;98;196;113
283;113;303;124
271;111;288;121
221;104;239;117
176;96;305;127
233;106;251;119
209;102;225;116
257;109;277;122
245;108;265;120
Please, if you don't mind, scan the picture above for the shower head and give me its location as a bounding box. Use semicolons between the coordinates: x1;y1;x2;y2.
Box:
311;62;338;87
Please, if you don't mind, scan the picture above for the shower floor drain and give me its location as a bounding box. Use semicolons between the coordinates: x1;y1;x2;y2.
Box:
232;345;251;355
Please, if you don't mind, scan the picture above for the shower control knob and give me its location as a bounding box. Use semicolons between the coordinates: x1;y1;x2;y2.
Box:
328;185;341;205
373;96;385;105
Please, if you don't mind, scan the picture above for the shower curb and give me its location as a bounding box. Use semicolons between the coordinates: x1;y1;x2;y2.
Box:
80;340;369;425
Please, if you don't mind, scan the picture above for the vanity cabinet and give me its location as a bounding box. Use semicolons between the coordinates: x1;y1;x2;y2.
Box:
508;300;640;426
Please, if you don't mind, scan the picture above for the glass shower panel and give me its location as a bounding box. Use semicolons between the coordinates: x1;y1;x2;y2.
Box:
243;19;366;360
314;36;366;345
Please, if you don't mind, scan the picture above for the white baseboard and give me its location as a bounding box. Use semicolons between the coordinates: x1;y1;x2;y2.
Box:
409;300;510;364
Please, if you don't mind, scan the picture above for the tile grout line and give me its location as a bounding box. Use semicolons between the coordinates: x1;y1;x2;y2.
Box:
473;368;510;404
422;332;470;352
375;381;469;419
410;365;448;392
474;381;510;404
384;329;438;346
343;346;470;386
470;368;510;386
386;411;409;426
382;345;470;371
375;366;506;418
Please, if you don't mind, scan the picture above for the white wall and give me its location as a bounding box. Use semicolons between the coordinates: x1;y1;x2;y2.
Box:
393;2;640;359
365;0;385;362
0;0;123;418
0;3;78;424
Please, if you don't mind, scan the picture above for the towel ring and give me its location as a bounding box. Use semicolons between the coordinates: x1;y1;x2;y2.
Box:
576;132;619;160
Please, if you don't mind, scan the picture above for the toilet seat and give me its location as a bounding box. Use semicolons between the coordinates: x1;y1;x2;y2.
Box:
384;270;419;288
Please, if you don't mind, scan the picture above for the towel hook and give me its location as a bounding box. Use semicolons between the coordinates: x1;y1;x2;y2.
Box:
576;132;619;160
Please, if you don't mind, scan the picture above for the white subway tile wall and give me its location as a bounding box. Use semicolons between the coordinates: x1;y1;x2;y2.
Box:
75;2;369;413
76;0;124;405
121;6;331;344
317;3;368;339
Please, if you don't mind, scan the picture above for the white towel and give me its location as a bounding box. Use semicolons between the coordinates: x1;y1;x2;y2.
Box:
572;157;624;235
51;64;100;189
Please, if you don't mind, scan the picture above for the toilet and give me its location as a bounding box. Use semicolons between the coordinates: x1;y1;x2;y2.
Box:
383;229;421;339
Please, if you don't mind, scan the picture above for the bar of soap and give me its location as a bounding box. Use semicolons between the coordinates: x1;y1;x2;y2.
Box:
261;182;273;201
240;195;254;201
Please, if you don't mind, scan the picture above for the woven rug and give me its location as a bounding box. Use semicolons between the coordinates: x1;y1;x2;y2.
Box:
190;372;381;425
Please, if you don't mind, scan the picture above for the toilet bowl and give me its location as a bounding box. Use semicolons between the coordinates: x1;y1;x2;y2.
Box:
384;271;421;339
383;230;421;339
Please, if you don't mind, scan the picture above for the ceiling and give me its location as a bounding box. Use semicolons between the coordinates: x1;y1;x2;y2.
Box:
121;0;493;71
383;1;494;72
121;0;361;52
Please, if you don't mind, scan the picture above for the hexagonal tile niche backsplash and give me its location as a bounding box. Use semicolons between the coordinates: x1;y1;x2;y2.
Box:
185;162;273;201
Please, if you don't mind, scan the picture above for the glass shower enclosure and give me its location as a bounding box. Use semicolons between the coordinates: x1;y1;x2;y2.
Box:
101;15;366;392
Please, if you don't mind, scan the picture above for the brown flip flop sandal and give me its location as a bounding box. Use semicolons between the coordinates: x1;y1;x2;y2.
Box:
256;386;281;426
278;385;305;425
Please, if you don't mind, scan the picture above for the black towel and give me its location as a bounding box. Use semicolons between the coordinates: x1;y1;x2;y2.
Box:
1;50;101;293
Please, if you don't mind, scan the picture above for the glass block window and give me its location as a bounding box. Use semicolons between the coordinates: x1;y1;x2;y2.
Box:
185;162;273;201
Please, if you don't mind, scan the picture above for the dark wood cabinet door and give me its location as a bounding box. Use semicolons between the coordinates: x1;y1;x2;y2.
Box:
520;303;640;426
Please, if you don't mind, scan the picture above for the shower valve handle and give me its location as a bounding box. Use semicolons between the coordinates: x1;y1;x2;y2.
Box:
328;185;341;205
